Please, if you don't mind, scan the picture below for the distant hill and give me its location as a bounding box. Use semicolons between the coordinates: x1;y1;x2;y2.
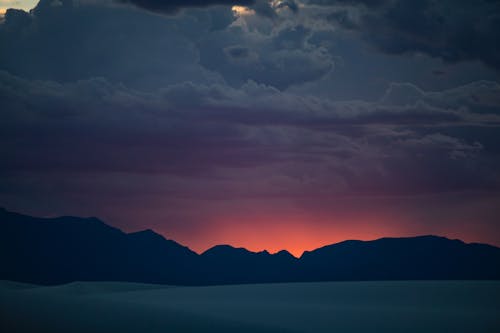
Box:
300;236;500;281
1;208;499;285
0;208;199;285
200;245;297;284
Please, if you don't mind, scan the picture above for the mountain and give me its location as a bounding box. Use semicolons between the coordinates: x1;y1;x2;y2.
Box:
1;208;499;285
0;207;199;285
300;236;500;281
200;245;297;284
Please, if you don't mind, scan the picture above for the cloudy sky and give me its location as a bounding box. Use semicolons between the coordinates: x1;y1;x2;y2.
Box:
1;0;500;256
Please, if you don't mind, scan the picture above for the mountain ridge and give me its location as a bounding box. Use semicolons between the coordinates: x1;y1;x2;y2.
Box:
1;207;499;285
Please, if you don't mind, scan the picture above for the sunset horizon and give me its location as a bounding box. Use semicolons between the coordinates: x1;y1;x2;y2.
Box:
1;1;499;331
2;205;498;258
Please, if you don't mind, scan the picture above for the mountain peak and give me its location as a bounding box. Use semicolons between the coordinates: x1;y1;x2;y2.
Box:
274;249;297;259
202;244;250;256
129;228;162;237
1;208;499;285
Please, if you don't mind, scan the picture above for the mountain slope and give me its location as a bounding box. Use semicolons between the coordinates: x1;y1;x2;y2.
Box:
1;208;499;285
0;208;198;284
201;245;297;284
299;236;500;281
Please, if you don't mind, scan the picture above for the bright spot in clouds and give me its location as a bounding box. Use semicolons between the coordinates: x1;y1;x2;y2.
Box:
232;5;255;17
0;0;37;14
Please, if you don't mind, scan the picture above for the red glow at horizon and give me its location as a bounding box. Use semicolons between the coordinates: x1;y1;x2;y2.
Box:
153;211;500;258
164;214;415;258
92;194;500;258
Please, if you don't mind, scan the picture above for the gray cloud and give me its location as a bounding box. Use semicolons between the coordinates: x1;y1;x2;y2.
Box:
305;0;500;70
1;69;499;197
0;1;334;90
116;0;255;14
0;1;234;89
304;0;386;6
198;24;334;89
115;0;300;19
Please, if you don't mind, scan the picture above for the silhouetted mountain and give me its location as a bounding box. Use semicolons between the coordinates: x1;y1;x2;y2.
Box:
1;208;499;285
0;208;199;285
201;245;297;284
299;236;500;281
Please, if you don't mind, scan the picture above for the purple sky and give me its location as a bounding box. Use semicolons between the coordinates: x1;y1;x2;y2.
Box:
1;0;500;255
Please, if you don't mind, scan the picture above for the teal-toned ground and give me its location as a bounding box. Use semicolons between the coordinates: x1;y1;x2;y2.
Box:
1;280;499;332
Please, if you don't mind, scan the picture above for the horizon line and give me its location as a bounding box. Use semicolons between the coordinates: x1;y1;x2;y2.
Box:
2;206;498;258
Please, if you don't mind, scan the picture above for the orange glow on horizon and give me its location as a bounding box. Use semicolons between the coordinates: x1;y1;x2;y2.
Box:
102;194;500;259
171;224;496;258
167;214;415;258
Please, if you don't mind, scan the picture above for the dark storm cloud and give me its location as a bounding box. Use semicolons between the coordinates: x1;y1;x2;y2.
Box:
0;1;330;90
305;0;500;70
115;0;297;19
305;0;385;6
117;0;254;14
325;10;358;29
0;1;227;89
198;25;334;89
362;0;500;69
2;69;500;198
275;0;299;13
224;45;252;59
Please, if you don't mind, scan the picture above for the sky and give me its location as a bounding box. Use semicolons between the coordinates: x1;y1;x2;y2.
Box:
0;0;37;14
1;0;500;257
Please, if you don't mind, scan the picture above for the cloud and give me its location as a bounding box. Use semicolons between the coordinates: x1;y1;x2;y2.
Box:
115;0;298;18
304;0;386;6
0;1;335;90
275;0;299;14
116;0;255;14
0;2;499;199
3;0;497;96
1;1;230;89
305;0;500;70
1;57;500;246
1;69;499;197
198;24;334;89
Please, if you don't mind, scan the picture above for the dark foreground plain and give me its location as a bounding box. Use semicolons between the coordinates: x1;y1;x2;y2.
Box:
1;280;499;333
